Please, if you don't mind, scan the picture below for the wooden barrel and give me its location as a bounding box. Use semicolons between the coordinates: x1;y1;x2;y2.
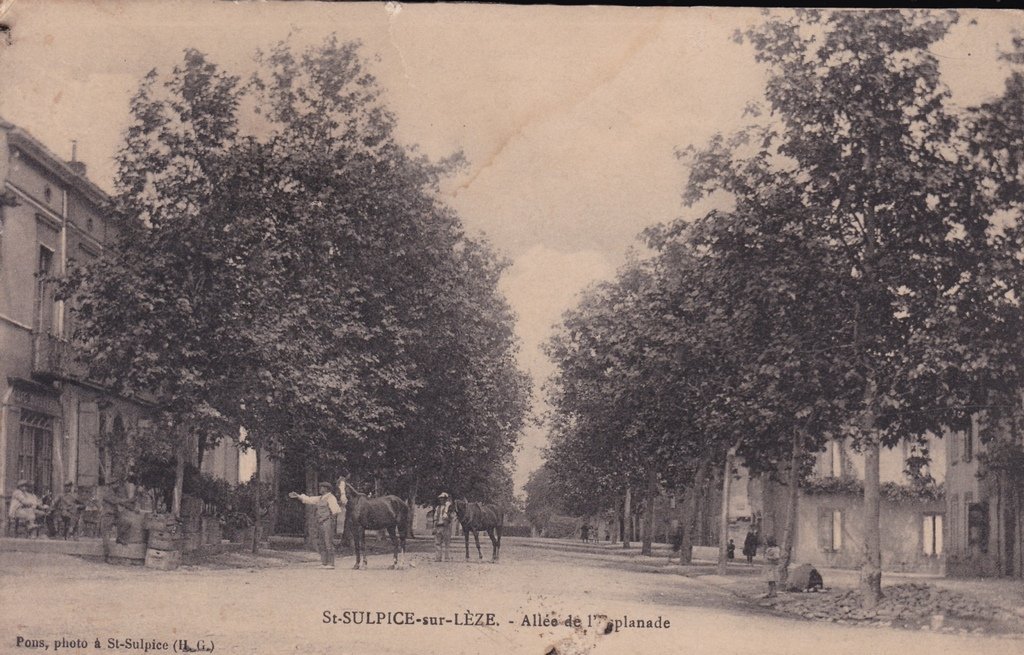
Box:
144;547;181;571
120;511;147;544
148;529;184;551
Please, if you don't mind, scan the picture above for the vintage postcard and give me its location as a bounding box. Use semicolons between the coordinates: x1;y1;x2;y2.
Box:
1;3;1023;654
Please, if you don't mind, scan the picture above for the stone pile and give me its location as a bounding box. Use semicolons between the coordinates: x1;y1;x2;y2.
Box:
761;583;1023;633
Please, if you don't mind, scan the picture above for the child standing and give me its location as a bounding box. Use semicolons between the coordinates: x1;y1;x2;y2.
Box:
763;537;781;598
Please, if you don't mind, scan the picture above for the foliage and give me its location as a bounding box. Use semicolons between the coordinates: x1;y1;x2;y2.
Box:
62;37;529;501
801;475;944;501
977;441;1024;480
221;479;276;529
523;465;565;533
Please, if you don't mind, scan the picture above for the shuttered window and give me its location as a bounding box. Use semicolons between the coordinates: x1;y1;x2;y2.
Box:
923;514;943;556
817;507;842;552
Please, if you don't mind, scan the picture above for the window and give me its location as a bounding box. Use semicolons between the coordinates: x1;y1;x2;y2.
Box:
818;508;843;552
967;501;988;555
964;424;974;463
923;513;943;556
17;411;54;495
36;245;56;335
949;493;959;554
830;441;843;477
950;431;959;466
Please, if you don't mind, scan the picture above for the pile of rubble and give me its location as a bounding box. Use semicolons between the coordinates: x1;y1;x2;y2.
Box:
761;583;1023;633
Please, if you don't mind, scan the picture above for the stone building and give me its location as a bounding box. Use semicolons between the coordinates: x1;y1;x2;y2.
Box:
944;414;1023;578
0;118;239;531
741;435;946;574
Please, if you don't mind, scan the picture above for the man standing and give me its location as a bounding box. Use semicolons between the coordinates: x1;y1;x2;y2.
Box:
432;492;454;562
290;482;342;569
743;526;759;565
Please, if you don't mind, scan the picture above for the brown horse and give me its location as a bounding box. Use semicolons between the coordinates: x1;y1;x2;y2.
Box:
453;499;503;562
342;480;408;569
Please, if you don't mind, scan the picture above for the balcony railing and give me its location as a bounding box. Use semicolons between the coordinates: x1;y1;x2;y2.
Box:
30;331;81;381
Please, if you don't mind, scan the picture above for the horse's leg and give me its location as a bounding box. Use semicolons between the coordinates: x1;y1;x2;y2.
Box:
487;528;498;561
464;528;471;560
495;525;502;562
474;530;483;560
387;526;399;569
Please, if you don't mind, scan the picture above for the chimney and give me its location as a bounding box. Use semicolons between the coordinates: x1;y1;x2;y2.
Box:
67;139;86;176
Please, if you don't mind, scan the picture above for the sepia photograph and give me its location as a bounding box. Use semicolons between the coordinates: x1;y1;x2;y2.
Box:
1;3;1023;654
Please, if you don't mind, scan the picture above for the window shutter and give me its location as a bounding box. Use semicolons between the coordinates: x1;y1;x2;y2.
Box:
817;507;833;551
76;402;100;487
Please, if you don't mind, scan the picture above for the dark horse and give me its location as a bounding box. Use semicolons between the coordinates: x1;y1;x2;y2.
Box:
453;499;503;562
342;480;408;569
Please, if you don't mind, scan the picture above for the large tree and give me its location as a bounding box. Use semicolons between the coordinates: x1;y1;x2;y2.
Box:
67;39;529;528
693;9;1004;605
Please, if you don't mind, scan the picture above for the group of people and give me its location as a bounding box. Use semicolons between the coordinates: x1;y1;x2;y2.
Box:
8;479;88;540
287;478;460;569
8;478;142;563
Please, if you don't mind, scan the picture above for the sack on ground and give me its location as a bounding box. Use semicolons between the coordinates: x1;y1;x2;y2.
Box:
786;563;824;592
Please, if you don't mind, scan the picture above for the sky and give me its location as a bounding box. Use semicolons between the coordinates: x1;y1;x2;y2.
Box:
1;3;1021;491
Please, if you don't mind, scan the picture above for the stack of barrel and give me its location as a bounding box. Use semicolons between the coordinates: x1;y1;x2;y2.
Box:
145;515;183;570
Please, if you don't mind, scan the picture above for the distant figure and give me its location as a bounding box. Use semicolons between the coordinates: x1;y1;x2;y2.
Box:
743;527;759;564
669;525;685;563
580;524;590;543
432;492;455;562
54;482;85;540
289;482;342;569
763;537;781;598
727;538;735;561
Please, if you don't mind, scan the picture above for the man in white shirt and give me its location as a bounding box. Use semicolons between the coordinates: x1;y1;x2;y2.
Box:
289;482;342;569
432;492;455;562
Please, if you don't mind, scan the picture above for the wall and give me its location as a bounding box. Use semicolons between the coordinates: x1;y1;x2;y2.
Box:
792;491;945;574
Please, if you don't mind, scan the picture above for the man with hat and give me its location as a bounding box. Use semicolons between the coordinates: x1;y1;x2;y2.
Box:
54;481;86;540
289;481;342;569
431;492;455;562
8;479;45;537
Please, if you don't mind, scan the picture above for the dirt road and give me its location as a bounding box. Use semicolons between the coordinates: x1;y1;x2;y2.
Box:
1;539;1017;655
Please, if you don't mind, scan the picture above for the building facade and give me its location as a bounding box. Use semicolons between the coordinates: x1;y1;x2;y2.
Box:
1;119;239;532
944;415;1024;578
741;435;947;574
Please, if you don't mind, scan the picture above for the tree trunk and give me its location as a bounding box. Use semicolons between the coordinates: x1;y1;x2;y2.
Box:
778;432;801;585
622;487;632;549
407;477;419;539
861;439;883;607
680;458;712;565
642;470;657;556
717;445;738;574
251;445;262;554
304;463;317;549
172;430;187;518
857;135;883;608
